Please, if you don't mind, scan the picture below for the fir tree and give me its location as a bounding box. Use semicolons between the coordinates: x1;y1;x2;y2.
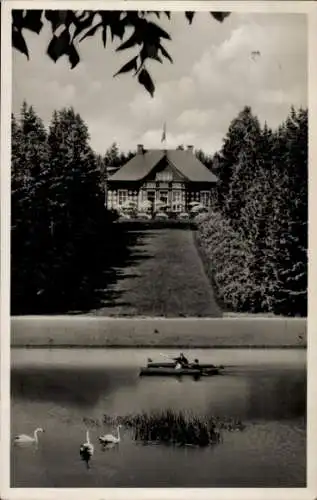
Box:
11;103;50;312
215;106;262;219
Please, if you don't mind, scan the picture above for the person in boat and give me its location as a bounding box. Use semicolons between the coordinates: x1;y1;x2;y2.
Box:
192;359;203;373
173;353;189;368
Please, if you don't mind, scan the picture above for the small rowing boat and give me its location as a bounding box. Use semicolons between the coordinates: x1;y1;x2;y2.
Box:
147;362;218;369
139;366;222;377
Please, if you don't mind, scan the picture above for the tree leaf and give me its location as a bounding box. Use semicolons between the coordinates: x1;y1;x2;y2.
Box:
23;10;44;34
153;54;163;63
159;44;173;63
44;10;68;32
12;11;24;30
12;28;29;59
110;17;126;41
147;22;171;40
47;29;71;62
67;43;80;69
79;22;102;42
185;12;195;24
114;56;138;77
116;31;139;51
140;43;162;64
64;10;78;28
72;12;96;38
102;26;107;47
138;68;155;97
210;12;231;23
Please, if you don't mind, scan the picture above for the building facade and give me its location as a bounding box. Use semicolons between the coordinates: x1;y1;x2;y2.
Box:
106;145;218;213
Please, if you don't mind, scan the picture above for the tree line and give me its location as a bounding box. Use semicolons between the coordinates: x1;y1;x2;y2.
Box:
196;105;307;316
11;102;307;316
11;102;135;314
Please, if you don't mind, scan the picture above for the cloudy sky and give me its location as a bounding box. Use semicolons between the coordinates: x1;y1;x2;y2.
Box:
12;11;307;155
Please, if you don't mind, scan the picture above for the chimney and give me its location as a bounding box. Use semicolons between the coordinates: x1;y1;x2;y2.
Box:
137;144;144;154
187;145;194;153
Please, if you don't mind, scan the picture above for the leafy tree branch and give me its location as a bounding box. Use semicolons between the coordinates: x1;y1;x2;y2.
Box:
12;9;230;96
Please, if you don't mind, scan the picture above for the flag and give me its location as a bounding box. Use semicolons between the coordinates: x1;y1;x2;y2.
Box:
161;122;166;143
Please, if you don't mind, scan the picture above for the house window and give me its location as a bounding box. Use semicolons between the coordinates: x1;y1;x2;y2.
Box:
156;171;173;182
147;190;155;206
145;182;156;189
173;191;182;203
200;191;210;207
172;191;184;212
118;189;128;205
159;190;169;204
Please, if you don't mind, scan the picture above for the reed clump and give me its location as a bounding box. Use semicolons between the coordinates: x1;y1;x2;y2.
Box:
103;410;245;447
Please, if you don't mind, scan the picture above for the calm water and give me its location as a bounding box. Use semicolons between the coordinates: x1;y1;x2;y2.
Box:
11;348;306;488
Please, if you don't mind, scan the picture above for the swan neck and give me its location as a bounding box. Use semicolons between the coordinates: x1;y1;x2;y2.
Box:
117;426;121;440
86;431;90;443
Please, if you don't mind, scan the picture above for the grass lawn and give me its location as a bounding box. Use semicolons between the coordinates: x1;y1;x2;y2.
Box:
87;228;222;317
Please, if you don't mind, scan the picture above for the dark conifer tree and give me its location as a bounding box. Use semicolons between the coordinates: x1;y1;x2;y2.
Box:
11;103;50;312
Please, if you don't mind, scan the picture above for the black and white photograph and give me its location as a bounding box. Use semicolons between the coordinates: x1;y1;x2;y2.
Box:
1;0;315;495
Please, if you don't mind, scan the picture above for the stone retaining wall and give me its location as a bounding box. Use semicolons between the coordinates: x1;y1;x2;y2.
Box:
10;317;307;348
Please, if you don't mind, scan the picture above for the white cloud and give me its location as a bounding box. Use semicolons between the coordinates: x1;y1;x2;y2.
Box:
129;92;166;120
129;75;196;125
47;82;76;103
176;108;212;129
12;12;307;155
90;81;102;93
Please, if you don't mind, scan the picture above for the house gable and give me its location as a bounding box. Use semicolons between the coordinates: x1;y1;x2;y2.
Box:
167;150;218;183
142;155;187;183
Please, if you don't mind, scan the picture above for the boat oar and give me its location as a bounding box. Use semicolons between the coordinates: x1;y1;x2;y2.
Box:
159;352;193;367
159;352;176;361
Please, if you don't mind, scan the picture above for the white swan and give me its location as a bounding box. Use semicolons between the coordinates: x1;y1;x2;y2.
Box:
14;427;44;445
99;425;122;445
80;430;94;468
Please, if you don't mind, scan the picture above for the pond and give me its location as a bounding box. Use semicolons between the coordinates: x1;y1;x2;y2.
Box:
11;348;306;488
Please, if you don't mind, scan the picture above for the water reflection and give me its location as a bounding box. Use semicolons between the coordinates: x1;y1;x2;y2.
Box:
11;351;306;422
246;371;306;420
11;367;137;408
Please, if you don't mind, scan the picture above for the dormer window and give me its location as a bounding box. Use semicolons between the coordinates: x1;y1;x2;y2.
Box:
155;171;173;182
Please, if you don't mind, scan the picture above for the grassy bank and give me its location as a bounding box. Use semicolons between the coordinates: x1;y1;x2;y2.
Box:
11;317;307;348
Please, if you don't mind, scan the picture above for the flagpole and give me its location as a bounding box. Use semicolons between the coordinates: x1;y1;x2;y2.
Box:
161;122;166;149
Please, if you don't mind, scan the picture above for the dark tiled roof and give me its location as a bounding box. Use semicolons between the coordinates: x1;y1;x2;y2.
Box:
168;150;217;182
108;149;218;183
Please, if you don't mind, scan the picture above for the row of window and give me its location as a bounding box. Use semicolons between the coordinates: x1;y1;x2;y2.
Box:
155;172;173;182
144;181;184;189
113;190;210;206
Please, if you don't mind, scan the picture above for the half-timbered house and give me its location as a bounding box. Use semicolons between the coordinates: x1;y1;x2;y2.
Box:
106;144;218;214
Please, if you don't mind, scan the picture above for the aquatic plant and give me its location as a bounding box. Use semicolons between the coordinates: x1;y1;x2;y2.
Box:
102;409;245;447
